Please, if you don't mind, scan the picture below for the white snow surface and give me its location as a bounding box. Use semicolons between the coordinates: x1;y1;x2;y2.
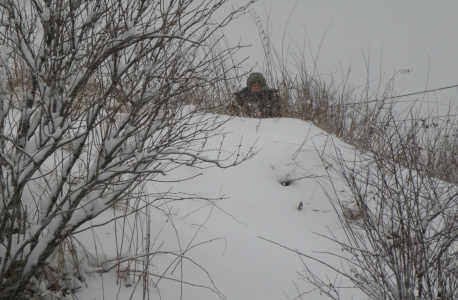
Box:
73;115;362;300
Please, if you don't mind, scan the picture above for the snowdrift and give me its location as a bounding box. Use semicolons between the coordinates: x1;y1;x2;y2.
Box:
72;115;362;300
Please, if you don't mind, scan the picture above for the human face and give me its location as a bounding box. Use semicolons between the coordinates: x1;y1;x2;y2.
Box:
251;83;263;93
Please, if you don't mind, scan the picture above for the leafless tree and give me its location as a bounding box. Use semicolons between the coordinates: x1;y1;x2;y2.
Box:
0;0;254;299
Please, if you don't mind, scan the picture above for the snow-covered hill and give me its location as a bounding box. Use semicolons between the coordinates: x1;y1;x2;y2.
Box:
73;115;362;300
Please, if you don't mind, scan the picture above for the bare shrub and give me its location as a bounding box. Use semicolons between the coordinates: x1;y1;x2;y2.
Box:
0;1;255;299
295;120;458;300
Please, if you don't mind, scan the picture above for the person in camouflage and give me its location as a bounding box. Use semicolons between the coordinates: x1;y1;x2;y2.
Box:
233;73;281;118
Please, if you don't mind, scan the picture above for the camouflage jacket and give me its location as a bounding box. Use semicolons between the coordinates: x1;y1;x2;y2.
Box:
233;87;281;118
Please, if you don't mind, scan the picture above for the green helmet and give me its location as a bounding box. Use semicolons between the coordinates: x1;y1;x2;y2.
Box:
247;72;266;88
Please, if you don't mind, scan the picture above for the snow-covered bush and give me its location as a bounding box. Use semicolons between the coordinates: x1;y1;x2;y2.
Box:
300;130;458;300
0;1;253;299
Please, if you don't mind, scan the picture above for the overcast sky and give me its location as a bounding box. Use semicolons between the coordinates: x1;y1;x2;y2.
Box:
222;1;458;118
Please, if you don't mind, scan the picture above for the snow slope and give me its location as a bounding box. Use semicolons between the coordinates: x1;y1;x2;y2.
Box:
74;115;363;300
